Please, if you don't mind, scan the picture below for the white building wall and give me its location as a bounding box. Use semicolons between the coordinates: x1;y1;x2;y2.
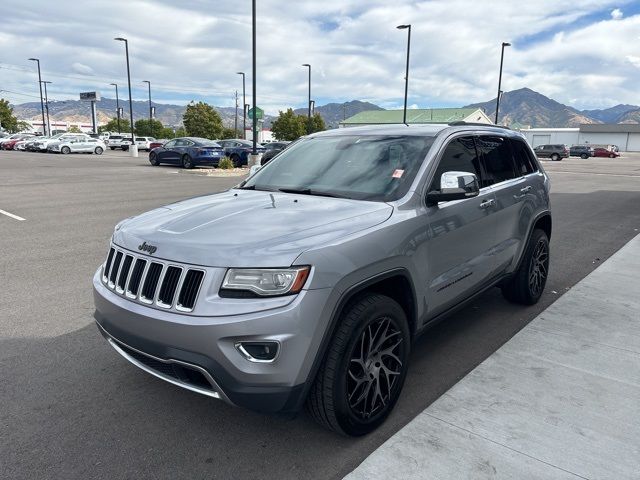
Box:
520;128;640;152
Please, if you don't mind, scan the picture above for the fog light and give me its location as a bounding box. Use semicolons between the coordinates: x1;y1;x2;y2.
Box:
235;341;280;363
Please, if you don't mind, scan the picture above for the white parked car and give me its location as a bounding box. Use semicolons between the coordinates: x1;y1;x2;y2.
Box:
134;136;156;151
32;133;80;152
106;135;126;150
48;135;106;155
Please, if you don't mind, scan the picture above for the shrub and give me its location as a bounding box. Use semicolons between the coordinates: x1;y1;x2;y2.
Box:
218;157;234;170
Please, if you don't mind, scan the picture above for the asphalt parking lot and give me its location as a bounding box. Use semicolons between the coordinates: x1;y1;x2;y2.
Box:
1;149;639;480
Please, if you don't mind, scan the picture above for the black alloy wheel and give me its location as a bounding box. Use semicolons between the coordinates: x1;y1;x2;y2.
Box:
149;152;159;166
528;237;549;299
347;316;405;420
182;154;193;169
306;293;410;436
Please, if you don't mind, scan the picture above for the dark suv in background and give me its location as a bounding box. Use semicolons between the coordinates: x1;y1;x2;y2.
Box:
533;144;569;161
569;145;594;158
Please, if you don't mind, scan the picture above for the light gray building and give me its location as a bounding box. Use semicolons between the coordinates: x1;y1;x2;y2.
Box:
520;124;640;152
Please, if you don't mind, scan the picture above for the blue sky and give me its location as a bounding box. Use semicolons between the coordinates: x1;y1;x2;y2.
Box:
0;0;639;115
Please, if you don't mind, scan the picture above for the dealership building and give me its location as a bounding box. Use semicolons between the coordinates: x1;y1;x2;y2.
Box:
520;124;640;152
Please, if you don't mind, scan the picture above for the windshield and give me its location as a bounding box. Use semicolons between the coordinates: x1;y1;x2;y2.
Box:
242;135;435;202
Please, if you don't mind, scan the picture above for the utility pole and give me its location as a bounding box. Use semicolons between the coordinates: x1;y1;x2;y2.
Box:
234;90;239;138
28;58;46;135
110;83;121;133
237;72;246;139
41;80;52;136
396;24;411;125
495;42;511;124
302;64;311;134
250;0;258;159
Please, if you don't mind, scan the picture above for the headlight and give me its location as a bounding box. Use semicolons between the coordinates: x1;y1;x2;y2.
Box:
221;267;310;297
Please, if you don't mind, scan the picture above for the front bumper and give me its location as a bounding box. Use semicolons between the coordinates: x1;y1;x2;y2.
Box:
93;270;334;413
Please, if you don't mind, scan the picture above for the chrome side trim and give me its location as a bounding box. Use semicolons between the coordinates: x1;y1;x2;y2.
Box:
97;321;232;404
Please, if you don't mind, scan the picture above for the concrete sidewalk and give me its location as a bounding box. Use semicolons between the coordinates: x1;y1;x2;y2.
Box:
346;234;640;480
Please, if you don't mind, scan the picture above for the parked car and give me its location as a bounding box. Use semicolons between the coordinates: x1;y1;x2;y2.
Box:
25;137;47;151
14;139;31;151
48;135;106;155
217;139;266;166
569;145;594;159
94;123;552;436
593;147;620;158
1;133;34;150
260;141;290;165
149;139;167;150
32;133;79;152
106;135;126;150
134;137;156;152
149;137;225;168
533;144;569;161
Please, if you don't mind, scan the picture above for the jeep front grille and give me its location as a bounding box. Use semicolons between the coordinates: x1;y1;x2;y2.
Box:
102;246;205;312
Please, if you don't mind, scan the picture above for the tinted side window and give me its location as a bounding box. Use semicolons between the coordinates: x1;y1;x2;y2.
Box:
164;140;177;148
510;138;537;175
477;136;516;186
431;136;482;191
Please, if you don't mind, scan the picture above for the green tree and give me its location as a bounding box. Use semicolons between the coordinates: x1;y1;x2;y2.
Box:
271;108;306;141
221;126;238;139
182;101;223;139
135;118;164;137
67;125;82;133
0;99;19;132
98;117;130;134
309;112;326;134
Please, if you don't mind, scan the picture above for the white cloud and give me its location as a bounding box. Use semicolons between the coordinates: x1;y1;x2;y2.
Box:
0;0;638;114
611;8;623;19
71;63;94;75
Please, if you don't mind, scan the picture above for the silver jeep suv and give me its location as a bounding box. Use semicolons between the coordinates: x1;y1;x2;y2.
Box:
93;123;551;436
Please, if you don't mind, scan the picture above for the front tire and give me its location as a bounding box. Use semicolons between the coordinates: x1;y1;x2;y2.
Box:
230;153;241;168
551;153;559;161
306;293;410;436
61;146;71;154
149;152;159;166
94;147;104;155
501;229;550;305
182;154;194;169
580;153;588;159
609;153;615;158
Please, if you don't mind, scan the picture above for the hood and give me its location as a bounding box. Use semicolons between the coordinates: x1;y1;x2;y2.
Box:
112;189;393;267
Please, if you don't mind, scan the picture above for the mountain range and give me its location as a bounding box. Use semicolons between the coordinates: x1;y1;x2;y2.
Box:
9;88;640;129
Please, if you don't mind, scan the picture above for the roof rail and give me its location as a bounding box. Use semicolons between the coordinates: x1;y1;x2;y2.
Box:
448;121;511;130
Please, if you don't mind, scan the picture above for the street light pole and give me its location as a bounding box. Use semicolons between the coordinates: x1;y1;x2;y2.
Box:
237;72;246;139
41;80;52;136
251;0;257;156
28;58;46;136
114;37;136;156
396;24;411;125
142;80;152;137
302;64;311;134
109;83;121;133
495;42;511;124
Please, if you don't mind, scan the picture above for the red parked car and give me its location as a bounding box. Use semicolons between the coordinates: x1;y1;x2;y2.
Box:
149;139;167;150
1;134;34;150
593;148;620;158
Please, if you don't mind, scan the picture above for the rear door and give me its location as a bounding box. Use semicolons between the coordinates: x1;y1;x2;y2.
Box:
476;135;529;275
424;135;499;316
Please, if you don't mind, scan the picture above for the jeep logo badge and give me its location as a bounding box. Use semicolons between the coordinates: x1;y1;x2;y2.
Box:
138;241;157;255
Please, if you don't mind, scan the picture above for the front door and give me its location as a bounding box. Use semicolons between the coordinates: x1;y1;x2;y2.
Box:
424;135;498;316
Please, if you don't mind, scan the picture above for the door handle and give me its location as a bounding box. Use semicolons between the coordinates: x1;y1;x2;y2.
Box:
479;199;495;209
513;185;532;199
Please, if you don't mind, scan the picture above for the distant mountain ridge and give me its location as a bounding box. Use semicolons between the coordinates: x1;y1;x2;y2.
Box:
9;88;640;129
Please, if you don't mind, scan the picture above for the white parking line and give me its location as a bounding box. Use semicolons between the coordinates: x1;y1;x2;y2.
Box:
0;208;26;221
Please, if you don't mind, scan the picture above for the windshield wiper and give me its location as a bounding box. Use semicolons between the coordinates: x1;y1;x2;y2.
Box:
278;187;347;198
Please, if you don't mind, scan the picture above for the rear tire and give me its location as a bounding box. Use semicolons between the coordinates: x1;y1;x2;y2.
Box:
149;152;159;166
110;147;116;150
306;293;410;436
230;154;241;168
580;153;588;159
551;153;559;161
501;229;550;305
182;154;194;169
609;153;615;158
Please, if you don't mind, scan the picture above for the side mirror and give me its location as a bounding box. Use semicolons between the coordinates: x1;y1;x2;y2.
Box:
426;171;480;205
